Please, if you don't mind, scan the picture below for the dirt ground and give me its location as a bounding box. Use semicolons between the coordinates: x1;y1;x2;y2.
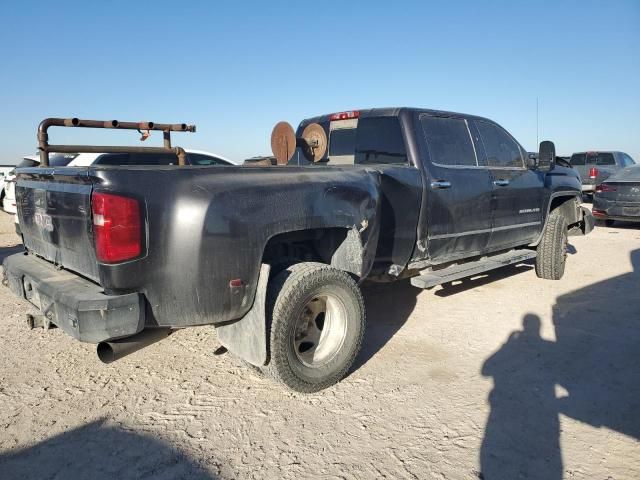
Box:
0;210;638;480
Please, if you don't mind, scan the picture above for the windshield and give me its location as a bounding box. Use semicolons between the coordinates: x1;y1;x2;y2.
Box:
16;158;38;168
49;153;79;166
15;153;78;168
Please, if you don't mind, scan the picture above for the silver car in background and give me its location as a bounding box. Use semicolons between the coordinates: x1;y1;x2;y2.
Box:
593;164;640;226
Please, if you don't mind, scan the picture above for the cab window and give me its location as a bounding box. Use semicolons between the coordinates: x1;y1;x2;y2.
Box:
476;121;524;168
420;115;477;166
355;117;407;165
570;153;586;166
328;117;408;165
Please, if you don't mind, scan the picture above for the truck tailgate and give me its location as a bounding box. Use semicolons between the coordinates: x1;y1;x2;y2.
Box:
16;167;100;282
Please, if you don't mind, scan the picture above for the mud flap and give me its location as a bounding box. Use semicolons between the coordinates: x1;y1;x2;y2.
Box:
580;206;595;235
216;263;270;366
569;206;595;236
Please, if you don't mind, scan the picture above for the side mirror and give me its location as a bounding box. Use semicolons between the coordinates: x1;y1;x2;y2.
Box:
526;152;538;169
538;141;556;172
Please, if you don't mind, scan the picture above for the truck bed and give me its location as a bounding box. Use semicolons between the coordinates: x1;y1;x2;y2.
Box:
15;164;421;329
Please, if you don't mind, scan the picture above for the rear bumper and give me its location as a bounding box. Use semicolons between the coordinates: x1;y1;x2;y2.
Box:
592;210;640;223
2;253;144;343
592;198;640;222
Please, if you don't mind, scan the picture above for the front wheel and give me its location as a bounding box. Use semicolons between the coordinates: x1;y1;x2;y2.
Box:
265;262;365;393
535;209;568;280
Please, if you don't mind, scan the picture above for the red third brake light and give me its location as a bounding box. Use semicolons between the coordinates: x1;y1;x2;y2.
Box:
329;110;360;121
589;167;598;179
92;192;142;263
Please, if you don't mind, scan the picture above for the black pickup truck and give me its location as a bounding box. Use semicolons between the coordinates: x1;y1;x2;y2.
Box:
2;109;594;392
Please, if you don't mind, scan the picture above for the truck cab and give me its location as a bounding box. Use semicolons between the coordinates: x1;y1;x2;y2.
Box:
292;108;587;271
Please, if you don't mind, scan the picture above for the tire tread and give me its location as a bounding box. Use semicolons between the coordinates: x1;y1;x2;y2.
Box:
535;209;568;280
263;262;365;393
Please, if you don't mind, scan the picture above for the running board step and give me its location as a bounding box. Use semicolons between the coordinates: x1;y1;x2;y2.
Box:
410;250;537;289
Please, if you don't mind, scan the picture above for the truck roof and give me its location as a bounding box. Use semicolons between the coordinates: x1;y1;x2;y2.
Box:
300;107;495;126
571;151;626;155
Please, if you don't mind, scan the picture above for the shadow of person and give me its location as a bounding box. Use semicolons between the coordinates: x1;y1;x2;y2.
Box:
480;314;562;480
553;248;640;439
0;419;217;479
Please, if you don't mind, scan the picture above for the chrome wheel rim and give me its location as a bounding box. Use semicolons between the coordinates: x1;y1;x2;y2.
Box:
292;293;348;367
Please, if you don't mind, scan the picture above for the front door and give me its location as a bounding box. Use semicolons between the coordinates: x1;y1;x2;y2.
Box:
472;119;545;249
420;114;494;263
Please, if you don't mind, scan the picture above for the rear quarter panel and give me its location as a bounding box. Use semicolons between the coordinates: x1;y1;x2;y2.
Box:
93;166;385;327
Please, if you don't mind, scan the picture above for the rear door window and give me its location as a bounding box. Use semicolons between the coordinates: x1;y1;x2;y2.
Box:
420;115;477;166
594;153;615;166
475;121;524;168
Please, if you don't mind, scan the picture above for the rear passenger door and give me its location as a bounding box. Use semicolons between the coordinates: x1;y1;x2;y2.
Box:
473;120;544;250
420;114;494;262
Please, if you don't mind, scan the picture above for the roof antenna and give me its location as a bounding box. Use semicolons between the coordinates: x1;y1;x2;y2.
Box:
536;97;539;147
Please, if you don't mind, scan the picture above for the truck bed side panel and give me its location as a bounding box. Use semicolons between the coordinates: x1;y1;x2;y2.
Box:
90;166;388;327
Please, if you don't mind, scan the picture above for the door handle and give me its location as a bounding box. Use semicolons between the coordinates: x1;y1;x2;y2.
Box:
493;179;510;187
431;180;451;189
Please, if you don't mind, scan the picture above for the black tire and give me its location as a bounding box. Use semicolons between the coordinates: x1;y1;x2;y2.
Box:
535;209;568;280
264;262;365;393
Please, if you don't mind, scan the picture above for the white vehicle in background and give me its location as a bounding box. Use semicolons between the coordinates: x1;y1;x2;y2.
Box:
64;149;233;167
0;164;17;203
6;150;233;234
3;155;47;215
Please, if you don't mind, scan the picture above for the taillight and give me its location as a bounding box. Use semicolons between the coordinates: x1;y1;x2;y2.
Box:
329;110;360;121
91;192;142;263
595;184;616;193
592;209;606;217
588;167;598;179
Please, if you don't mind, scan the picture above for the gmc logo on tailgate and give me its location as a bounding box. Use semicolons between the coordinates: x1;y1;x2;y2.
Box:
34;209;54;232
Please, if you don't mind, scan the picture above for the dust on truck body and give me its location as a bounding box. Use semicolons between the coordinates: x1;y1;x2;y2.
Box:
2;109;594;392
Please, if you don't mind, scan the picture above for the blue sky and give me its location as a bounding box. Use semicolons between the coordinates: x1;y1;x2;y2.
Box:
1;1;638;162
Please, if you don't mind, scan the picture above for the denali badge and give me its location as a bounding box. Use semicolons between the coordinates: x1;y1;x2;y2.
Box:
34;209;54;232
518;208;541;214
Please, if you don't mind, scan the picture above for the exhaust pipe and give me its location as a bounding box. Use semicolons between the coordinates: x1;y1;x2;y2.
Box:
97;328;172;364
